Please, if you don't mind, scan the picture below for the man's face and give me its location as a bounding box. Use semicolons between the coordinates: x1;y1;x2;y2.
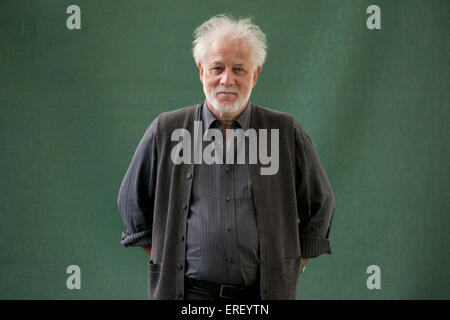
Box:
199;36;261;117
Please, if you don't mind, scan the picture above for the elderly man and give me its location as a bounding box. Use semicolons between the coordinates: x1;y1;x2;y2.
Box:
117;14;335;300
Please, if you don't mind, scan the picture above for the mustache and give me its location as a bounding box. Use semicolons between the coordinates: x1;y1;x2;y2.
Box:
214;88;240;95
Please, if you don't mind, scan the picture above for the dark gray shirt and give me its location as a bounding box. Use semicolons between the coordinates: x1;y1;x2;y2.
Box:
185;101;259;286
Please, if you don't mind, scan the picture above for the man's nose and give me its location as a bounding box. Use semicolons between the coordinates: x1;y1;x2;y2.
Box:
219;68;235;87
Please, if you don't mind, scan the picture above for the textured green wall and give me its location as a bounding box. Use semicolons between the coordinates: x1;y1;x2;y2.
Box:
0;0;448;299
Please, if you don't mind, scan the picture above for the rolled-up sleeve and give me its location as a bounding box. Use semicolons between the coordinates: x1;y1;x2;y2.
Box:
117;117;158;247
294;119;335;258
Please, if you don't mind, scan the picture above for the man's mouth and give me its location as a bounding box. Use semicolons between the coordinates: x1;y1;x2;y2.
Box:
217;92;237;95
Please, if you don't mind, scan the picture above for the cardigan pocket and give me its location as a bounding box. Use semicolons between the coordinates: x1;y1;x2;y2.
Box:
148;261;162;299
148;260;161;272
266;256;301;299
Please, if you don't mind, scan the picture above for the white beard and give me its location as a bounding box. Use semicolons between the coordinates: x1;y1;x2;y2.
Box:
203;74;253;116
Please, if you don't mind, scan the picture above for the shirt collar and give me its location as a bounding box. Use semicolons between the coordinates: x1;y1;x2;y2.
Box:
201;100;252;132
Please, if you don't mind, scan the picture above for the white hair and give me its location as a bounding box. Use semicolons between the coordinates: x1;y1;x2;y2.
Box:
192;14;267;69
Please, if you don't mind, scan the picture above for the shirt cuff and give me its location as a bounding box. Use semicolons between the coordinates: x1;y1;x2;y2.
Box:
120;230;152;247
299;235;332;258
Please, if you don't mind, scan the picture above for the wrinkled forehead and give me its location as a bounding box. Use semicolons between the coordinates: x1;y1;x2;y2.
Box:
206;36;253;66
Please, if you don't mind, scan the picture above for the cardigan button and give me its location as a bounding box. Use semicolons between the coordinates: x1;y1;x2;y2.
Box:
177;264;183;270
183;204;187;210
186;172;192;179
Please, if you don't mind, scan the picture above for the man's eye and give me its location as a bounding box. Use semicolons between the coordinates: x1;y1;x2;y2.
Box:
212;67;223;72
234;67;244;73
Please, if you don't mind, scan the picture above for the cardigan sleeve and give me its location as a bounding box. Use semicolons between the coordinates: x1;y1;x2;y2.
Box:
293;119;335;258
117;117;159;247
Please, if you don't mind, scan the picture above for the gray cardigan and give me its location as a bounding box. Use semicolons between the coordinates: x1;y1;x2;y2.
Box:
117;103;335;300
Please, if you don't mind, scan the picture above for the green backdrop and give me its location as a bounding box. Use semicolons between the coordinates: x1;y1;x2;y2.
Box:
0;0;448;299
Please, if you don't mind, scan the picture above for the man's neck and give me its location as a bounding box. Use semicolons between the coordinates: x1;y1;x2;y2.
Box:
205;100;248;139
206;100;248;123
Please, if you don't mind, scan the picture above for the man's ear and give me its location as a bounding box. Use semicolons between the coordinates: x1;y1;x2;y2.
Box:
198;62;204;83
252;65;261;88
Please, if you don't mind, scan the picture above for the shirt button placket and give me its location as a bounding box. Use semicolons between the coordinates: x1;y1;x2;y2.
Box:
223;161;235;278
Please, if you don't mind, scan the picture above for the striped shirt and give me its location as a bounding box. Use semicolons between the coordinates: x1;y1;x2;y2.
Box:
184;101;260;286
